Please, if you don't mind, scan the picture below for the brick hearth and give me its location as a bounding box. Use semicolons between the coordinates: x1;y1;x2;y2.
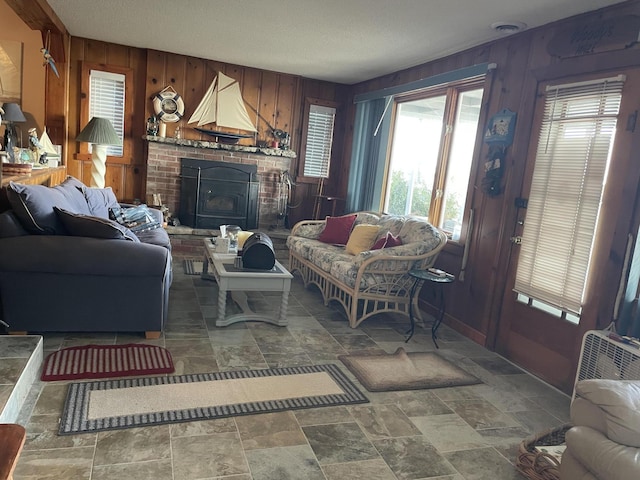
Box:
145;137;295;229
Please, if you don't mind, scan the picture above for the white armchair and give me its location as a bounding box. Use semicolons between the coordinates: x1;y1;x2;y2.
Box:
561;379;640;480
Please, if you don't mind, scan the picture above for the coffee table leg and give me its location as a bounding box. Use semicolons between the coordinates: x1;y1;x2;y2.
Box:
217;286;227;323
277;290;290;324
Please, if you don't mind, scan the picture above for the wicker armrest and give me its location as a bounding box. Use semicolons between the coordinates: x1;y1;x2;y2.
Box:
290;219;326;238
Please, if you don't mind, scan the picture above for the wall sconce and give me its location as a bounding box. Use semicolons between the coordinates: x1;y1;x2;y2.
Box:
1;103;27;163
76;117;121;188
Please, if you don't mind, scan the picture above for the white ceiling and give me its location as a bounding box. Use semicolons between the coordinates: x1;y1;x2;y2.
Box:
47;0;625;85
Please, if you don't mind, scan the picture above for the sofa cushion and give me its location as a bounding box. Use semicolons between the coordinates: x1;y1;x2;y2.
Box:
54;207;140;242
318;214;357;245
82;186;120;218
135;227;172;250
7;176;91;234
345;224;380;255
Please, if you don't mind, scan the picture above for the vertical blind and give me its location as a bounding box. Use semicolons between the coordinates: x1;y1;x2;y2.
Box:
514;75;624;314
303;104;336;178
89;70;125;156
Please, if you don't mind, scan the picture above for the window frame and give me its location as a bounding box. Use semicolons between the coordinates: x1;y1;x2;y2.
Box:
79;62;133;164
297;97;339;182
382;76;486;242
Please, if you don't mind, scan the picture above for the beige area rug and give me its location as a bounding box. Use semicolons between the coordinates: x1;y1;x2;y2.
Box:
59;364;368;435
339;347;481;392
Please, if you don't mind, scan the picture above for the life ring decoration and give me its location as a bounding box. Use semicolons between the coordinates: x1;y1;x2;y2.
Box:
153;86;184;123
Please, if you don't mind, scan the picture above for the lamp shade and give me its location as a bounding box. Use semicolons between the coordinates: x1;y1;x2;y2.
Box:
1;103;26;123
76;117;121;145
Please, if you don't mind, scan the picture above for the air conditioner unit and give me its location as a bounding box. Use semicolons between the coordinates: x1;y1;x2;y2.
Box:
573;330;640;400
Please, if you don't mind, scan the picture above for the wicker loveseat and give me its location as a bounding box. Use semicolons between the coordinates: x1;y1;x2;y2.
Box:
287;211;447;328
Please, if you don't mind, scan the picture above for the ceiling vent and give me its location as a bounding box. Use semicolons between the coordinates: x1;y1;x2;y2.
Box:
491;21;527;34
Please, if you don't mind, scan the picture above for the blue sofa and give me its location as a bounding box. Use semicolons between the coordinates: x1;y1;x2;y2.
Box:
0;176;172;338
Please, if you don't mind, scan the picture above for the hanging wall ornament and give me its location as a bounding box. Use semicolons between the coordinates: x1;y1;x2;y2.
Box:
40;30;59;78
481;109;517;196
153;86;185;123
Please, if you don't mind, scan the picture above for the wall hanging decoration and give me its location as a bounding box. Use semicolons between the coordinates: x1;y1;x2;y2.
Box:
153;86;184;123
482;109;517;196
40;31;59;78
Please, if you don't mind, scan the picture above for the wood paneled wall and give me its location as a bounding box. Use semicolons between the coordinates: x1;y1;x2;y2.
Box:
346;1;640;351
43;37;346;212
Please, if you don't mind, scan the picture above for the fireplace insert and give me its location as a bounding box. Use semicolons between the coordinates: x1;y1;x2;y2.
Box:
179;158;259;229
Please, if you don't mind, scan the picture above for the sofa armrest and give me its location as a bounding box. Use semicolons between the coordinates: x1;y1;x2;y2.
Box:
290;219;326;239
564;426;640;480
573;379;640;447
0;235;169;277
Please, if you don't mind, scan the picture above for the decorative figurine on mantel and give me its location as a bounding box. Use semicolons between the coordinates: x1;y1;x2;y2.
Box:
28;128;47;164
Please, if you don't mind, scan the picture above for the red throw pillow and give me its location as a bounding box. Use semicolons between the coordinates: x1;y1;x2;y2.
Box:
318;214;357;245
385;232;403;248
371;231;403;250
371;235;388;250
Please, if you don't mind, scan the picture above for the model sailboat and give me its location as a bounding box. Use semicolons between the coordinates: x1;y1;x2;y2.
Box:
188;72;257;143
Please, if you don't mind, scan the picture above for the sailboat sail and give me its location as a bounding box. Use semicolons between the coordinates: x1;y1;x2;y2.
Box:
188;72;257;133
39;129;60;157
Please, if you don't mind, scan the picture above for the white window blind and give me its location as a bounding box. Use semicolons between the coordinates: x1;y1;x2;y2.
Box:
303;104;336;178
89;70;125;156
514;75;624;315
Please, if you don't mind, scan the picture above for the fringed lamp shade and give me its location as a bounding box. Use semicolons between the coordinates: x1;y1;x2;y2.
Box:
2;102;27;163
76;117;121;188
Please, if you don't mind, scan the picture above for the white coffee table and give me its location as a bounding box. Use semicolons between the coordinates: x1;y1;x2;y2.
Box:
202;238;293;327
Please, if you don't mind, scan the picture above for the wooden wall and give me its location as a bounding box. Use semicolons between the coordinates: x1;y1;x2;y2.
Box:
345;0;640;355
42;37;348;215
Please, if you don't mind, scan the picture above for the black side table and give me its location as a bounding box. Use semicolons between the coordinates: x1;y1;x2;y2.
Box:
406;269;455;346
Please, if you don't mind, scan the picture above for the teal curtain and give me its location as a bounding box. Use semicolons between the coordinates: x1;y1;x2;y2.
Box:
346;98;390;213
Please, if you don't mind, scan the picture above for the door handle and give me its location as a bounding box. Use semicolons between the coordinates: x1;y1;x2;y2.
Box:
510;236;522;245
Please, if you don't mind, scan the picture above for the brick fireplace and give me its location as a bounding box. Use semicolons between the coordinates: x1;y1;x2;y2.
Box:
145;137;295;229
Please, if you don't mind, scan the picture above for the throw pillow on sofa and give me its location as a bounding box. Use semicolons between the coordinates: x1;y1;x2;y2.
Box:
54;207;140;242
345;224;380;255
81;186;120;219
318;214;357;245
6;176;92;234
371;231;403;250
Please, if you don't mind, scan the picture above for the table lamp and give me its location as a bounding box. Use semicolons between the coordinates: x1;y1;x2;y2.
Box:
2;103;27;163
76;117;121;188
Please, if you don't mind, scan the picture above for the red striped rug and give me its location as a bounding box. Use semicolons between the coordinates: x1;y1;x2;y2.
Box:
41;344;174;381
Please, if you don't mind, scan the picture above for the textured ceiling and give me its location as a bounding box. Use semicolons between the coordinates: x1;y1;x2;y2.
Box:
47;0;625;84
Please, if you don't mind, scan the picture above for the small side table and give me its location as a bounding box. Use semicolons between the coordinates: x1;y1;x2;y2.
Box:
407;269;455;346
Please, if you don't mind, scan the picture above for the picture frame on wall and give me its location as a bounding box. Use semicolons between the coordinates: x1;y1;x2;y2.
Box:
484;108;517;146
0;40;23;104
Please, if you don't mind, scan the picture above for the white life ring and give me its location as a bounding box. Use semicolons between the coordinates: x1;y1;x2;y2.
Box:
153;86;184;123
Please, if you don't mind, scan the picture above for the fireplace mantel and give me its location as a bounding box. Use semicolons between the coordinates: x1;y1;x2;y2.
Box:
144;135;297;159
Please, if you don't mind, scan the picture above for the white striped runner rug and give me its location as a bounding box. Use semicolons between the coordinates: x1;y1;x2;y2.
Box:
41;344;174;381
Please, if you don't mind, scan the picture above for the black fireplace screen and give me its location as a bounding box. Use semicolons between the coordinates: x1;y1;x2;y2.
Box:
179;158;259;229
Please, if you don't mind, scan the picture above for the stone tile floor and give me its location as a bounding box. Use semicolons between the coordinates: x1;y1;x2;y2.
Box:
12;256;570;479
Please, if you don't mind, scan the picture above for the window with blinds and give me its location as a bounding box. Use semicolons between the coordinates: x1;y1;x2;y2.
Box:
89;69;125;156
303;104;336;178
514;75;624;318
